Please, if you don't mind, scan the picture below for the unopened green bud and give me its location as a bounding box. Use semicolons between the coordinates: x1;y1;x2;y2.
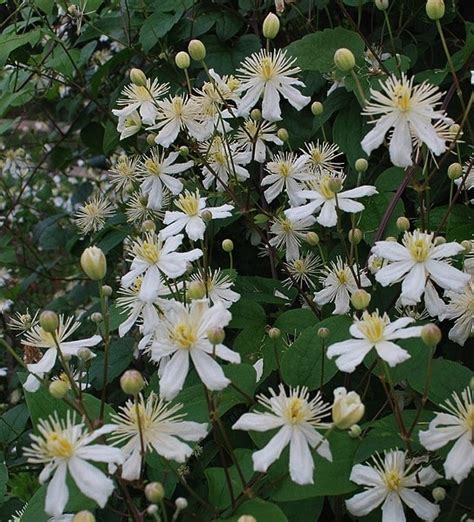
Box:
201;210;212;222
175;51;191;69
254;213;269;225
434;236;446;246
277;128;289;142
129;68;147;87
147;505;158;515
311;101;324;116
328;178;342;193
90;312;103;323
426;0;445;20
49;380;70;399
175;497;188;510
250;108;261;121
385;236;397;242
461;240;472;254
40;310;59;333
348;228;363;245
73;512;96;522
306;231;320;246
332;387;365;429
355;158;368;173
348;424;362;438
146;133;157;145
120;370;145;395
78;347;94;361
142;220;156;233
448;162;462;180
179;145;189;157
262;12;280;39
421;324;442;347
318;327;330;339
188;40;206;61
145;482;165;503
396;216;410;232
101;285;113;297
432;486;446;502
238;517;257;522
449;123;461;136
351;289;371;310
81;246;106;281
334;48;356;72
187;280;206;300
268;327;281;339
375;0;389;10
222;239;234;252
207;327;225;345
470;376;474;391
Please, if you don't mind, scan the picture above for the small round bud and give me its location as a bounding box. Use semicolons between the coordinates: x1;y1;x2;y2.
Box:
238;517;257;522
318;327;330;339
146;133;157;146
175;51;191;69
448;123;462;138
447;162;462;180
385;236;397;242
120;370;145;395
426;0;445;20
375;0;389;10
175;497;188;510
73;512;96;522
332;387;365;429
268;327;281;339
201;210;213;222
49;380;70;399
129;68;147;87
207;327;225;345
396;216;410;232
250;108;261;121
277;128;289;142
80;246;106;281
355;158;368;173
334;48;356;72
145;482;165;503
328;177;342;193
461;240;472;254
434;236;446;246
421;324;442;347
40;310;59;333
179;145;189;157
432;486;446;502
90;312;103;323
147;505;158;515
188;40;206;61
101;285;113;297
78;347;94;361
254;213;269;225
351;289;371;310
142;220;156;233
348;424;362;438
311;101;324;116
306;231;320;246
222;239;234;252
262;12;280;39
187;280;206;300
348;228;363;245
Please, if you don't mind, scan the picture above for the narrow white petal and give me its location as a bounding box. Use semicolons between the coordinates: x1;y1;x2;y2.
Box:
252;425;292;472
289;428;314;485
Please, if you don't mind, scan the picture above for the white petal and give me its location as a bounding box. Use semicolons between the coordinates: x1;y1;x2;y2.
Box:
400;263;426;304
374;341;410;367
381;491;406;522
443;431;473;483
289;428;314;485
361;113;397;156
399;488;440;521
389;118;413;168
375;261;414;287
190;349;230;391
45;463;69;516
350;464;384;487
159;349;189;401
425;259;470;292
233;412;285;432
252;425;292;472
68;457;115;508
346;487;387;517
327;339;373;373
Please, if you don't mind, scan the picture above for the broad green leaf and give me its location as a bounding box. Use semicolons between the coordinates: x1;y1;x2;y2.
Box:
229;299;266;329
332;102;366;167
88;336;134;389
359;192;406;244
0;462;8;502
375;167;406;192
139;11;183;52
0;404;29;444
0;30;41;67
274;309;317;334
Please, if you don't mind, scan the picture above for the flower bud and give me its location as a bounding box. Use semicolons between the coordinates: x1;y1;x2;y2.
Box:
334;48;356;72
187;280;206;300
306;231;320;246
81;246;106;281
318;327;330;339
447;162;462;180
328;177;342;193
332;387;365;429
40;310;59;333
175;497;188;510
254;213;269;225
348;424;362;438
129;68;147;87
311;101;324;116
262;13;280;39
385;236;397;242
49;380;70;399
355;158;368;173
188;40;206;61
222;239;234;252
351;289;371;310
250;108;261;121
277;128;289;142
375;0;389;10
120;370;145;395
421;323;442;347
396;216;410;232
432;486;446;502
470;376;474;391
238;517;257;522
448;123;462;138
175;51;191;69
101;285;113;297
142;220;156;232
201;210;213;222
145;482;165;503
348;228;363;245
207;327;225;345
90;312;103;323
146;133;157;146
461;240;472;254
434;236;446;246
179;145;189;157
147;505;158;515
73;512;96;522
268;327;281;339
78;347;94;361
426;0;445;20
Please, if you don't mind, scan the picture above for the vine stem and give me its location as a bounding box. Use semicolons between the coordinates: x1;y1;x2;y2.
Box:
99;281;111;420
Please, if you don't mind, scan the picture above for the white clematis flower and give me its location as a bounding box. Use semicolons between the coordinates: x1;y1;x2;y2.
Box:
23;413;122;517
235;119;283;163
269;214;316;261
440;277;474;346
232;385;332;485
346;449;440;522
188;269;240;309
326;310;423;373
419;387;474;484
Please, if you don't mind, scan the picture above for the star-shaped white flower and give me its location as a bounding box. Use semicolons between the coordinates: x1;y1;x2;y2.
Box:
269;214;316;261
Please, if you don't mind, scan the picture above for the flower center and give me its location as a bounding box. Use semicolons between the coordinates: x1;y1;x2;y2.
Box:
310;149;323;165
129;404;152;431
260;57;276;80
359;313;386;343
280;219;294;233
172;322;197;349
406;236;431;262
138;241;160;264
45;432;74;458
133;85;151;102
125;116;138;128
293;259;305;273
384;469;402;491
319;176;335;200
172;97;184;116
144;158;161;177
39;328;55;345
336;269;348;284
176;194;200;216
394;85;412;112
465;404;474;431
285;398;307;424
279;162;292;178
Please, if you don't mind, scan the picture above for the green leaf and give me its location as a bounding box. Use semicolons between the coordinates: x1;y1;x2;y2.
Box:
286;27;365;73
359;192;406;244
274;309;317;335
332;102;366;167
375;167;406;192
427;205;474;242
34;0;54;15
0;462;8;502
0;405;29;444
88;336;134;389
0;30;41;67
229;299;266;329
139;11;183;52
281;315;352;389
277;497;323;522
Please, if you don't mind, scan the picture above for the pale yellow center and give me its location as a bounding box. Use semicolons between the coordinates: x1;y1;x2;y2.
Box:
133;85;151;102
280;219;294;233
145;159;161;177
285;398;307;424
129;404;152;431
138;241;160;264
336;269;348;284
310;149;322;164
172;322;197;349
394;85;412;112
260;57;276;80
384;469;402;491
359;314;386;343
39;328;55;345
46;432;74;458
406;237;431;262
172;97;184;115
465;405;474;431
176;194;200;216
293;260;305;273
279;162;292;178
319;175;335;200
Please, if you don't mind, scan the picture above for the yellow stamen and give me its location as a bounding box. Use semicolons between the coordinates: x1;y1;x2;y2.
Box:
46;432;74;458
